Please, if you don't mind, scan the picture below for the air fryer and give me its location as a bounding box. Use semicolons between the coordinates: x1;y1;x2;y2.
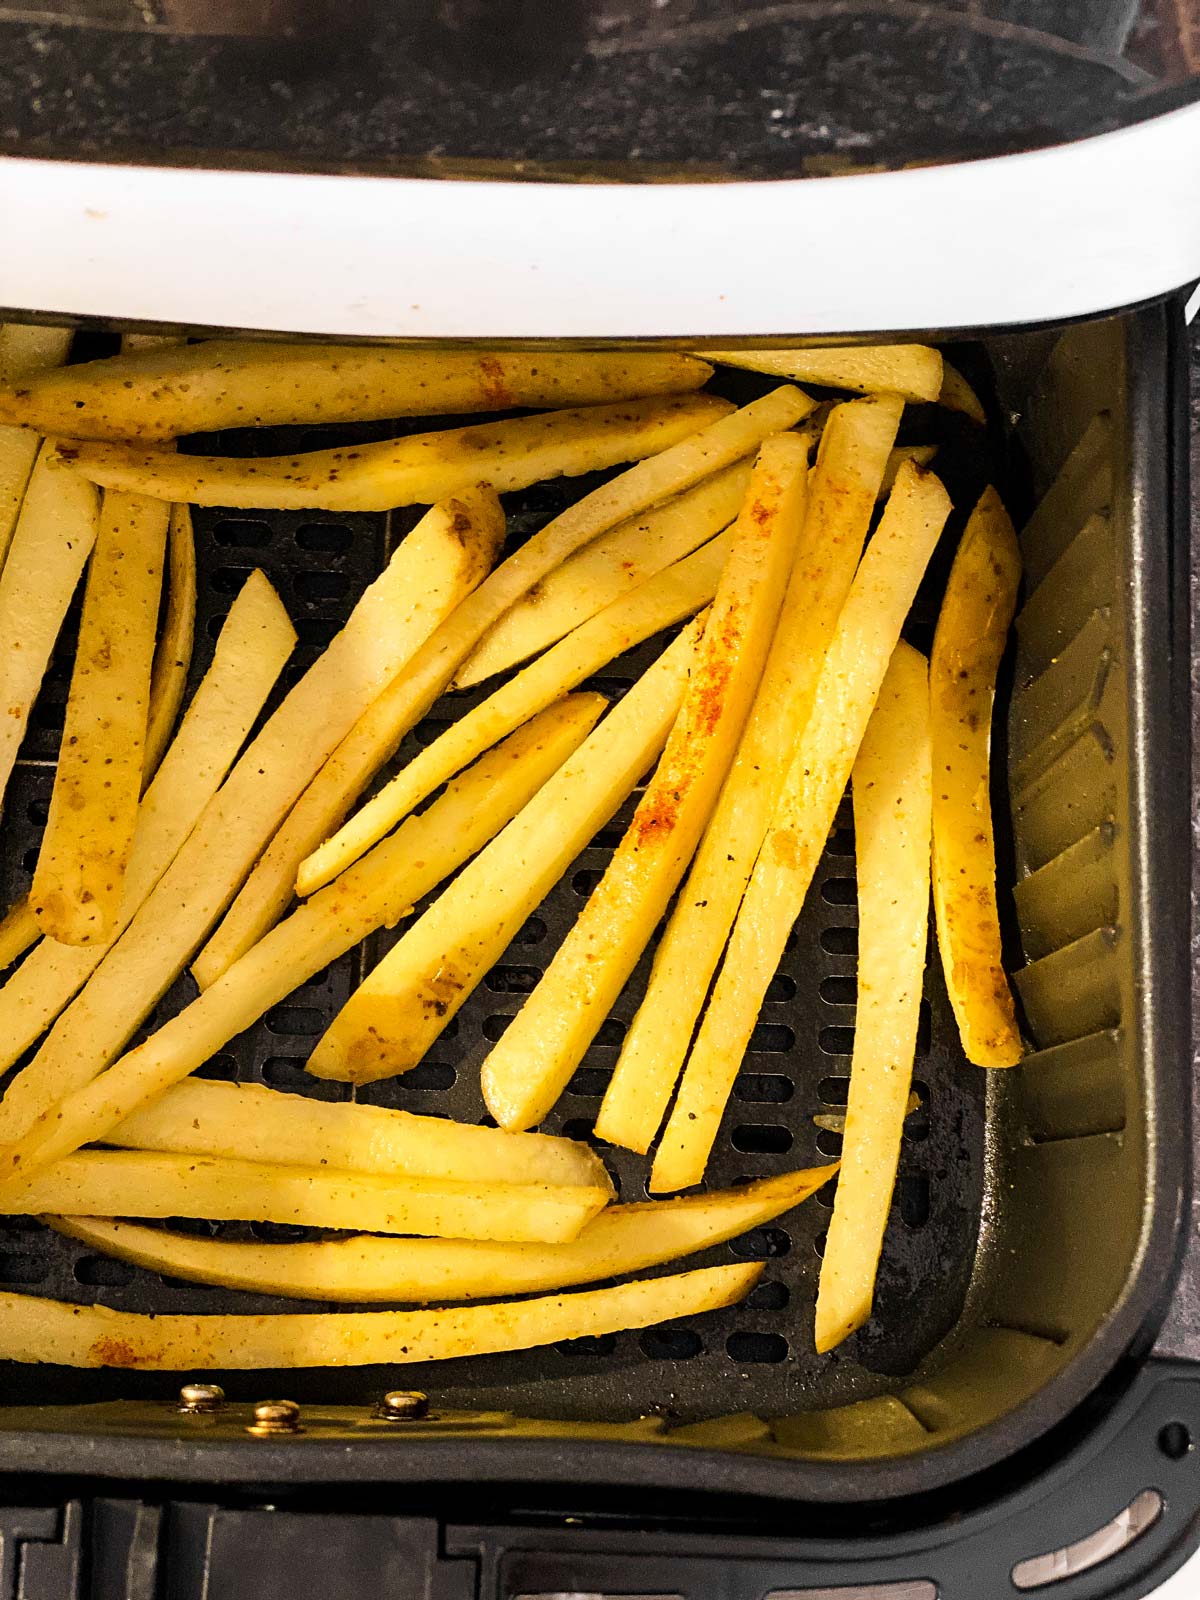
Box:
0;5;1198;1600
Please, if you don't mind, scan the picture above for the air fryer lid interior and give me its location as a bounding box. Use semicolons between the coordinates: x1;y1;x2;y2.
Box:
0;1;1197;177
0;310;1186;1504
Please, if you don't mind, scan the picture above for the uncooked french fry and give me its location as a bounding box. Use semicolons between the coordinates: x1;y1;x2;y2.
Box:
0;1149;610;1242
54;394;731;512
483;434;809;1133
815;644;932;1353
881;444;936;496
0;900;36;974
703;345;944;403
0;1263;760;1369
143;505;196;780
0;324;73;572
0;699;599;1155
0;446;101;815
596;395;904;1153
104;1076;610;1189
31;491;169;945
307;621;701;1085
454;461;752;688
300;531;732;896
0;572;295;1093
0;326;73;381
52;1166;833;1302
197;387;812;981
650;461;951;1193
931;486;1023;1067
938;361;987;425
0;343;713;442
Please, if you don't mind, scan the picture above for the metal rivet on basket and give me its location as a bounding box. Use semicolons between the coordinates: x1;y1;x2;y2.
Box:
247;1399;304;1437
374;1390;429;1421
177;1382;225;1414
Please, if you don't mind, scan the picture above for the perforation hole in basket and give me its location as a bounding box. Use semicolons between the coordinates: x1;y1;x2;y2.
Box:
749;1023;794;1054
296;570;352;605
821;876;857;906
567;1067;609;1098
900;1173;931;1228
821;925;859;957
556;1334;619;1358
731;1124;794;1154
74;1254;135;1289
819;1026;855;1055
820;975;857;1005
484;965;542;995
726;1331;789;1364
264;1005;324;1036
640;1327;703;1360
734;1073;793;1104
729;1227;791;1261
295;523;353;555
0;1252;50;1285
212;564;256;596
212;519;273;550
816;1129;844;1158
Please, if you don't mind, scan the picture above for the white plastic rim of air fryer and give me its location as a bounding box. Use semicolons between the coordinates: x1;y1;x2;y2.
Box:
0;97;1199;338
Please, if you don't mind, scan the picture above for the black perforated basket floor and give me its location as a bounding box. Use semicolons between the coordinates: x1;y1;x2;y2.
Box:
0;361;1002;1420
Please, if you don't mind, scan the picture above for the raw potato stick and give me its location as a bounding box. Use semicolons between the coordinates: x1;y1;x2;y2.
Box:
52;1167;833;1302
0;572;295;1094
196;387;811;982
0;900;36;973
0;699;599;1156
143;505;197;780
0;343;714;442
454;461;752;687
931;486;1023;1066
0;1263;761;1369
300;529;733;895
0;1149;611;1243
598;395;904;1152
54;394;730;512
104;1076;610;1189
481;435;810;1132
31;490;169;945
0;446;100;810
815;644;932;1353
938;362;987;425
702;344;944;402
0;323;73;572
306;621;702;1084
650;461;951;1193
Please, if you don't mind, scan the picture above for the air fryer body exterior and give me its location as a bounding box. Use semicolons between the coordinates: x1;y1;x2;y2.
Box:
0;5;1199;1598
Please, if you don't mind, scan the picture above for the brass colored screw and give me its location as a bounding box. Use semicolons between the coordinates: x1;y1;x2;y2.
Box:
247;1399;304;1437
374;1390;430;1421
177;1382;226;1414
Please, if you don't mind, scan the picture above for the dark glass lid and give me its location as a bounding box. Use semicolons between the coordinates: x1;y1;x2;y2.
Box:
0;0;1197;178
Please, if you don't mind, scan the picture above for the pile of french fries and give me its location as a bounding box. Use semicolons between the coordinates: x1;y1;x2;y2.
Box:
0;330;1020;1373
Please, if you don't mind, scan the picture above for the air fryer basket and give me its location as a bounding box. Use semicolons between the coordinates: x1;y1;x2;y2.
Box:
0;302;1189;1533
